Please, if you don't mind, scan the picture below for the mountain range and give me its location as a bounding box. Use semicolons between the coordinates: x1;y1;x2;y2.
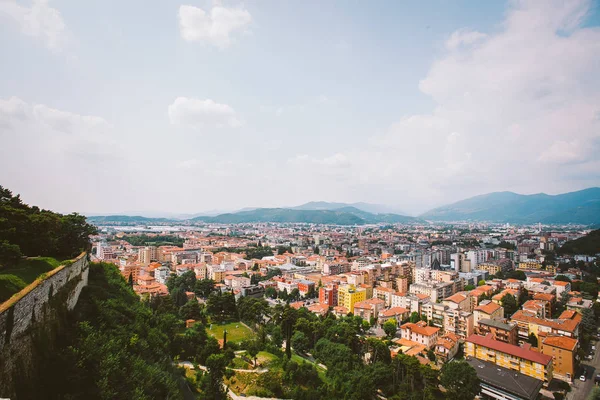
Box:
420;187;600;224
86;187;600;225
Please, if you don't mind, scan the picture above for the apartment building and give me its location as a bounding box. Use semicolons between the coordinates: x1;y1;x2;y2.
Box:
510;310;581;343
338;284;367;313
319;284;338;306
353;298;385;321
400;321;440;349
435;332;460;363
377;307;410;326
373;286;395;306
539;334;578;382
443;309;474;340
465;334;553;383
474;300;504;326
475;318;518;345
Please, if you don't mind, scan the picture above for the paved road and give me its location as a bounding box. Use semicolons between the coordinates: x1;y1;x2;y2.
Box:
569;341;600;400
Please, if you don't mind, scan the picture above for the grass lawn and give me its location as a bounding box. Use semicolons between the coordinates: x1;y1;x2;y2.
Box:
207;321;253;343
0;257;62;303
256;351;278;366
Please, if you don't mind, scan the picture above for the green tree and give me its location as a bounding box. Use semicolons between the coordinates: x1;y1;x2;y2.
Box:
383;319;397;338
291;331;310;354
528;333;538;347
501;293;518;317
581;308;596;334
440;360;480;400
203;353;228;399
588;387;600;400
195;279;216;298
410;311;421;323
265;286;277;299
478;280;486;286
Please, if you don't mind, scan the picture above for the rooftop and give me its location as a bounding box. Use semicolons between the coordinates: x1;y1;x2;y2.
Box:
467;334;552;365
466;358;543;400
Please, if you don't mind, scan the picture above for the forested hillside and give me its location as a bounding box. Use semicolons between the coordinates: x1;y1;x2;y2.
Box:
0;185;97;267
19;262;187;399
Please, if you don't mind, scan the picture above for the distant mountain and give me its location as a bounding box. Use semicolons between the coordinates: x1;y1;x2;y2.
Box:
421;188;600;224
292;201;408;215
192;207;420;225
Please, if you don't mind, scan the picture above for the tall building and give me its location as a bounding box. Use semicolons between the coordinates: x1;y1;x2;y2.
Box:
338;285;366;313
138;246;157;266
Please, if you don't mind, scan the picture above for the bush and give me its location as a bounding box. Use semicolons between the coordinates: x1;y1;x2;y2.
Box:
0;274;27;302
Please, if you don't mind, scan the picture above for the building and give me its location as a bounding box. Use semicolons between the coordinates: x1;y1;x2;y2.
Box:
138;246;157;266
377;307;410;327
466;358;543;400
373;286;395;306
476;318;518;345
443;309;474;340
478;259;513;276
396;276;409;293
474;300;504;326
399;321;440;348
539;334;578;382
434;332;460;363
338;285;367;313
353;298;385;321
465;334;553;383
319;284;338;306
297;279;316;296
510;309;581;343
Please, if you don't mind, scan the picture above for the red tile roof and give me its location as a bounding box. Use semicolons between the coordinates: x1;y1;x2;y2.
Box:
467;334;552;365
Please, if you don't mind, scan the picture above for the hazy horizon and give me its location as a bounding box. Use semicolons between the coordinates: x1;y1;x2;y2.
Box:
1;0;600;216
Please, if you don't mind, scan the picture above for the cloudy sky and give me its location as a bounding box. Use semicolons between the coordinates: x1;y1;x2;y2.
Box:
1;0;599;216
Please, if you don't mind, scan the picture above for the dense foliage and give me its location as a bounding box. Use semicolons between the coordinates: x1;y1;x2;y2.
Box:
558;229;600;255
0;185;97;267
25;262;185;399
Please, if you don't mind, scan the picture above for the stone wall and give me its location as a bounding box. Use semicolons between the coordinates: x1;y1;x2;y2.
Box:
0;252;89;397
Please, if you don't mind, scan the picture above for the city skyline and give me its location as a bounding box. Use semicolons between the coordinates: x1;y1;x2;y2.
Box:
1;0;600;215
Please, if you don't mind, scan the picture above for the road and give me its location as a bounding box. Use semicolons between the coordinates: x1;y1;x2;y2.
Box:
569;341;600;400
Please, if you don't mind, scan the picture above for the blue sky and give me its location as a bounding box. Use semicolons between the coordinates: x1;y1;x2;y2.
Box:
1;0;599;216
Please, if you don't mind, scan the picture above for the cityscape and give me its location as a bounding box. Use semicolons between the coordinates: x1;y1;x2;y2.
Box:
1;0;600;399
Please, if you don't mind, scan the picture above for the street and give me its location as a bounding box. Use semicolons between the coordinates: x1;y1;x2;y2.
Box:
568;341;600;400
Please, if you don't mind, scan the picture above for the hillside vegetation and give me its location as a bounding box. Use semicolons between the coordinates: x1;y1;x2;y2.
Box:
19;262;186;399
558;229;600;255
0;185;97;267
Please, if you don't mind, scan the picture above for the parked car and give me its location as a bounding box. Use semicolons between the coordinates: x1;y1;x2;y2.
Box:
580;375;586;382
592;345;597;351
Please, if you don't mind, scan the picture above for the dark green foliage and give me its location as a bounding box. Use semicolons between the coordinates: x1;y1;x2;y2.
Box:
558;229;600;255
501;293;518;317
31;262;183;399
440;360;480;400
206;291;237;322
0;257;62;301
195;278;216;298
237;296;269;326
0;274;26;303
0;185;97;267
528;333;538;347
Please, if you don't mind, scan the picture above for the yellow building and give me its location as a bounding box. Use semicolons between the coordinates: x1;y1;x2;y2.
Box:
518;261;543;270
338;285;367;313
466;334;553;383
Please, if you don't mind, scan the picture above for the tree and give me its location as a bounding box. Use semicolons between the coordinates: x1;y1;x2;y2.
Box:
478;280;486;286
581;308;596;334
588;387;600;400
427;348;436;362
464;284;476;291
314;246;320;255
128;272;134;288
410;312;421;323
440;360;480;400
244;339;261;367
383;319;397;338
204;353;228;399
194;279;215;298
501;294;518;317
291;331;310;354
265;287;277;299
179;299;202;320
528;333;538;348
555;275;572;282
0;240;21;267
223;330;227;350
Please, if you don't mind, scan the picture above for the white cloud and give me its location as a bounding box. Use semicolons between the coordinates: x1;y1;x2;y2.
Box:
446;28;487;50
168;97;242;128
291;0;600;213
178;4;251;49
33;104;111;133
0;0;66;50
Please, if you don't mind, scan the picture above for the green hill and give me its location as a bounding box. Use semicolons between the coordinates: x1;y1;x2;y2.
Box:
557;229;600;255
421;187;600;224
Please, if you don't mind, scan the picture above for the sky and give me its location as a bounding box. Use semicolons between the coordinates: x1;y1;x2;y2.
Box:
0;0;599;217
